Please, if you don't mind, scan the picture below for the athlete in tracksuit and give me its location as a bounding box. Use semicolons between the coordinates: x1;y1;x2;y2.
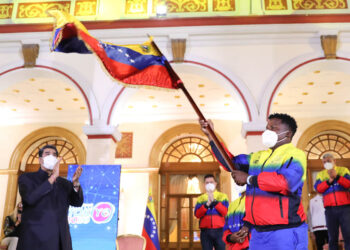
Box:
194;174;229;250
314;153;350;250
223;192;249;250
200;113;308;250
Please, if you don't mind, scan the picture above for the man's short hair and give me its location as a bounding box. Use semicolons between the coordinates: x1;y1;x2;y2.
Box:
322;153;334;159
38;145;58;157
268;113;297;137
204;174;215;181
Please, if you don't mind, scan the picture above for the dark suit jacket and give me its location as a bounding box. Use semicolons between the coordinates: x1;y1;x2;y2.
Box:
17;168;83;250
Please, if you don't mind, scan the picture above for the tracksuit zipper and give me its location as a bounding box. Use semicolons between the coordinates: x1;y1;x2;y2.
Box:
278;157;293;218
251;150;274;225
332;186;338;206
279;196;284;218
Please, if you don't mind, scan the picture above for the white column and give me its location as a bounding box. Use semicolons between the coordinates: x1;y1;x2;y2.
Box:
83;120;121;164
241;121;266;152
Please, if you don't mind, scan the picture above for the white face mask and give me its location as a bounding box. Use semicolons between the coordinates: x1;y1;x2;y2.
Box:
324;162;333;170
205;183;215;192
236;184;247;194
262;129;288;148
43;155;58;170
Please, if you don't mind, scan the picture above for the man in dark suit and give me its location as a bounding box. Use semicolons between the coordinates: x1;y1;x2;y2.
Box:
17;145;83;250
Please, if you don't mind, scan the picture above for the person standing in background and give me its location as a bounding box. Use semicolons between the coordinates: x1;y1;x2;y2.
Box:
314;153;350;250
17;145;84;250
223;185;249;250
194;174;229;250
308;193;328;250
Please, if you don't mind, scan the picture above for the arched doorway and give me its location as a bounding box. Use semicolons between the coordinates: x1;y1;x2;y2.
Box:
297;120;350;196
304;130;350;195
159;136;220;250
23;138;81;177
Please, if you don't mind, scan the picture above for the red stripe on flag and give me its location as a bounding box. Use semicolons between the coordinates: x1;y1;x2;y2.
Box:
142;227;158;250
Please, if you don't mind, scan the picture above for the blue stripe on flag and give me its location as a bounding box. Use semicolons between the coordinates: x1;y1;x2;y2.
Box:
102;43;165;70
144;207;160;250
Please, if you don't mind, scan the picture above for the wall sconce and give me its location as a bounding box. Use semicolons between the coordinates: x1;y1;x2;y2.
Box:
156;4;167;17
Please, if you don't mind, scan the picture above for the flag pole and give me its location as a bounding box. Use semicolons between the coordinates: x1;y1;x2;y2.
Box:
150;39;235;172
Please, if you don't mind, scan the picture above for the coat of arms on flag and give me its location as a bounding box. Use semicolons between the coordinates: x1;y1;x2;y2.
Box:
142;188;160;250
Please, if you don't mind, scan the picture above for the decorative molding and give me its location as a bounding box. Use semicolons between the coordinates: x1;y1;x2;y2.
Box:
246;131;264;137
213;0;235;11
22;44;39;68
0;169;18;175
0;4;13;19
292;0;347;10
75;0;97;16
87;134;117;143
3;14;350;33
125;0;148;14
241;121;266;137
17;2;70;18
121;167;159;173
152;0;208;13
321;35;337;59
171;39;186;63
115;132;133;158
265;0;287;10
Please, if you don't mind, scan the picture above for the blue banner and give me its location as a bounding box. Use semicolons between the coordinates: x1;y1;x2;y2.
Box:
67;165;121;250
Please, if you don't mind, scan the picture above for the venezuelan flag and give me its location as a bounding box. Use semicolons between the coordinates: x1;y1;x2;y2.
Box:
142;188;160;250
48;10;179;89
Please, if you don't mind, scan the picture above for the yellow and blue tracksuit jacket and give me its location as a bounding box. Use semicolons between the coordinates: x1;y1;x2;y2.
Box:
194;190;229;228
223;195;249;250
314;166;350;207
211;142;307;231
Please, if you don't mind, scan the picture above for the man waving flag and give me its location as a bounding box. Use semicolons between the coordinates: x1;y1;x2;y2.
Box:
142;188;160;250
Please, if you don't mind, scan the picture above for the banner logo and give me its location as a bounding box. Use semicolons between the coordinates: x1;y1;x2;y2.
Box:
69;202;116;225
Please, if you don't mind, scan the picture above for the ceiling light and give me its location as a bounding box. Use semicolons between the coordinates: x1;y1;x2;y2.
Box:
73;98;79;101
174;96;180;99
24;99;31;103
297;102;303;104
56;107;62;110
328;92;334;95
314;70;320;74
273;102;278;105
199;95;205;98
302;92;308;95
200;104;205;107
38;89;45;92
13;89;20;93
48;99;54;102
321;101;327;104
308;82;314;85
176;104;182;107
335;81;341;85
34;108;39;111
198;84;205;88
